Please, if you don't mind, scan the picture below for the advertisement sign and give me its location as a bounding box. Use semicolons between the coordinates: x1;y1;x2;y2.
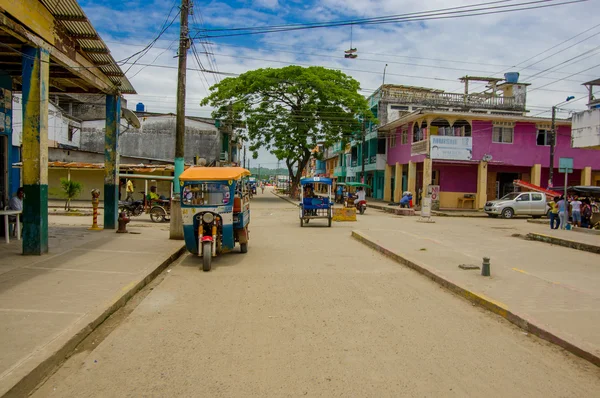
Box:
411;140;429;156
430;136;473;161
430;185;440;202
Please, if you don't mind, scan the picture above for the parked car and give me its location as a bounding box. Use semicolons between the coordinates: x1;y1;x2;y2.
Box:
484;192;549;219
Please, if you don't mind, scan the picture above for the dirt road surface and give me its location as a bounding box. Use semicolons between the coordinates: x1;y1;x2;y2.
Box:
33;190;600;397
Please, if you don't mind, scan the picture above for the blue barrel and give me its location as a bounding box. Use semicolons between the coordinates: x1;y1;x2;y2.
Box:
135;102;145;112
504;72;519;83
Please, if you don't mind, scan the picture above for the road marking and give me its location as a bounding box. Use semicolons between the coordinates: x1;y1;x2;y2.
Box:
0;308;84;315
25;266;138;275
512;267;529;275
512;267;560;285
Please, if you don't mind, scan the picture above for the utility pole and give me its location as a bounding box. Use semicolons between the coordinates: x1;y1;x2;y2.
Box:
258;164;261;181
243;145;247;169
361;118;366;183
170;0;190;240
549;105;556;188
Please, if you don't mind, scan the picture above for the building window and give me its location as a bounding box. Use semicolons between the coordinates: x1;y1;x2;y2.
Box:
413;123;427;142
537;129;550;146
401;128;408;144
492;126;514;144
68;125;76;142
389;133;396;148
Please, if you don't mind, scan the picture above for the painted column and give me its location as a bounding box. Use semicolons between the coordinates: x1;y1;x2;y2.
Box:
21;46;49;255
407;161;417;196
581;166;592;186
383;164;392;201
394;163;403;202
531;164;541;187
476;161;488;209
104;95;121;229
422;158;433;197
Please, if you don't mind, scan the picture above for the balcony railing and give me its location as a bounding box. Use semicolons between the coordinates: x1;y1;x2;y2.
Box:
383;90;524;110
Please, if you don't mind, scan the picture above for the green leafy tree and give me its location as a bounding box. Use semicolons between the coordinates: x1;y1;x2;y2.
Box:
60;178;83;210
201;66;376;197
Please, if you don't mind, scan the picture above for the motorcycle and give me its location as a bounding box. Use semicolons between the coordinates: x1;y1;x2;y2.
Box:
118;198;144;217
355;199;367;215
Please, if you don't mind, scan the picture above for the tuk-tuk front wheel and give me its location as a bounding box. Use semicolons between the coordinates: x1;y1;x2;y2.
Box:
202;241;212;272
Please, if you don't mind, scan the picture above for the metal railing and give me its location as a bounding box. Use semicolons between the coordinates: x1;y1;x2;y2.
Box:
383;90;524;110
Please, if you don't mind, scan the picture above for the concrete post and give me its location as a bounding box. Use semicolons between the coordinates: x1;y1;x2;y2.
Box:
581;166;592;186
104;95;121;229
407;161;417;196
422;158;432;197
383;164;392;201
21;46;49;255
394;162;403;202
476;161;488;209
531;164;541;187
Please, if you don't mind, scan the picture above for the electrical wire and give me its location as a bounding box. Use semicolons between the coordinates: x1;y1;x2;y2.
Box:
192;0;587;39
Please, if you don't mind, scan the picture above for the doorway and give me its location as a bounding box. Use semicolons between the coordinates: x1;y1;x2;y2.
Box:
0;135;7;208
497;172;519;198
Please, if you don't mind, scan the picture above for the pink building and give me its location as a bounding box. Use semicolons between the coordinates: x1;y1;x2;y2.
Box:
379;110;600;209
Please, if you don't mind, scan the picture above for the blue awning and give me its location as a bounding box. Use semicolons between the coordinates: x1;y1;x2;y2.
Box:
300;177;333;185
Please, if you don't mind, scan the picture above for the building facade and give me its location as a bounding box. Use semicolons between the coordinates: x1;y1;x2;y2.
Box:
380;110;600;209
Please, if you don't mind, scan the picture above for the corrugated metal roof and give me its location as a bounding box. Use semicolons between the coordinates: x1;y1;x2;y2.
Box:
40;0;136;94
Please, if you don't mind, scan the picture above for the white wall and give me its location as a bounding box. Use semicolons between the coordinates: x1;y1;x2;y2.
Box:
572;108;600;149
12;94;82;148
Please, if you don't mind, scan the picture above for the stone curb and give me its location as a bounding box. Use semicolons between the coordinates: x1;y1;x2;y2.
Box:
526;219;600;235
351;230;600;368
3;246;187;398
526;233;600;254
272;191;299;207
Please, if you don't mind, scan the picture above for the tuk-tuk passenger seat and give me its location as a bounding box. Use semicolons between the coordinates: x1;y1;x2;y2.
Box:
233;197;242;213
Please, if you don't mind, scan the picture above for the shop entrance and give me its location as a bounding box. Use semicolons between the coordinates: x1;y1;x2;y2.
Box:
497;172;519;198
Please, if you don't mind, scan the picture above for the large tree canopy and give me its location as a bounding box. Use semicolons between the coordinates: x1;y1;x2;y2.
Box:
200;66;376;195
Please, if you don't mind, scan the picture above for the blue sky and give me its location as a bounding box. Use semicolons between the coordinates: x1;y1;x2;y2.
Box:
79;0;600;167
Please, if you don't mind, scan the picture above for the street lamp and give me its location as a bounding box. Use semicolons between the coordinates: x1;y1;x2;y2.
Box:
548;95;575;187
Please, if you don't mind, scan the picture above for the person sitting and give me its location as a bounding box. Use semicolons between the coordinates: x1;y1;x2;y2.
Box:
8;187;24;236
356;187;367;203
148;186;169;204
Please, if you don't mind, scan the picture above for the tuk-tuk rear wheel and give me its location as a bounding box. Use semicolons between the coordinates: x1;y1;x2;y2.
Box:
240;243;248;253
202;241;212;272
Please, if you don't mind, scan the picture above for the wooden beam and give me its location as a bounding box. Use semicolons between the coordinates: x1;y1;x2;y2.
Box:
54;15;88;22
67;33;99;40
66;78;89;92
0;13;116;94
82;48;109;54
103;71;125;77
49;79;66;91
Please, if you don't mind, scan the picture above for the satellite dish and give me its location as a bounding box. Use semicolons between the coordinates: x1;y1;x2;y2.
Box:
122;108;141;129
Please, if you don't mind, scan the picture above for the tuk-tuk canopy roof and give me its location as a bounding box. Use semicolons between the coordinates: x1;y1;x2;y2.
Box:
346;182;371;189
301;177;333;185
179;167;251;181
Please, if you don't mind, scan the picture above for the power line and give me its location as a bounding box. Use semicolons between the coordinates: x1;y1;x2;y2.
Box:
192;0;587;39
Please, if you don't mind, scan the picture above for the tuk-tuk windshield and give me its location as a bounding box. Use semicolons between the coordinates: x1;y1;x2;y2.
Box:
182;182;231;206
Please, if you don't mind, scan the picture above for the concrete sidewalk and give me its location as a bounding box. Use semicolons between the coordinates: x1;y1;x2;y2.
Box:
351;213;600;366
0;223;184;397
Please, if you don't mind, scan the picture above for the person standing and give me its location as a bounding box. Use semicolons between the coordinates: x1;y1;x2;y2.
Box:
557;196;567;230
126;179;135;202
581;198;593;229
548;196;560;230
570;196;582;228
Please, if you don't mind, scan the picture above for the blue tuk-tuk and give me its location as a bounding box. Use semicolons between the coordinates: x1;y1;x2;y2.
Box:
179;167;251;271
299;177;333;227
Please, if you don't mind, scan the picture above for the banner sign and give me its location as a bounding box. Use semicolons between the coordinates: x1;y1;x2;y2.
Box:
430;136;473;161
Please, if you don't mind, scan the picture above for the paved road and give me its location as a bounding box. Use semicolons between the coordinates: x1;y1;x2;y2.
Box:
34;191;600;397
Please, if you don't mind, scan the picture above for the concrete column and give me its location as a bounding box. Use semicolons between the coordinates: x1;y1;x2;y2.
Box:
476;161;488;209
394;162;403;202
104;95;121;229
383;164;392;201
581;166;592;186
21;46;50;255
422;158;433;196
531;164;541;187
407;161;417;195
